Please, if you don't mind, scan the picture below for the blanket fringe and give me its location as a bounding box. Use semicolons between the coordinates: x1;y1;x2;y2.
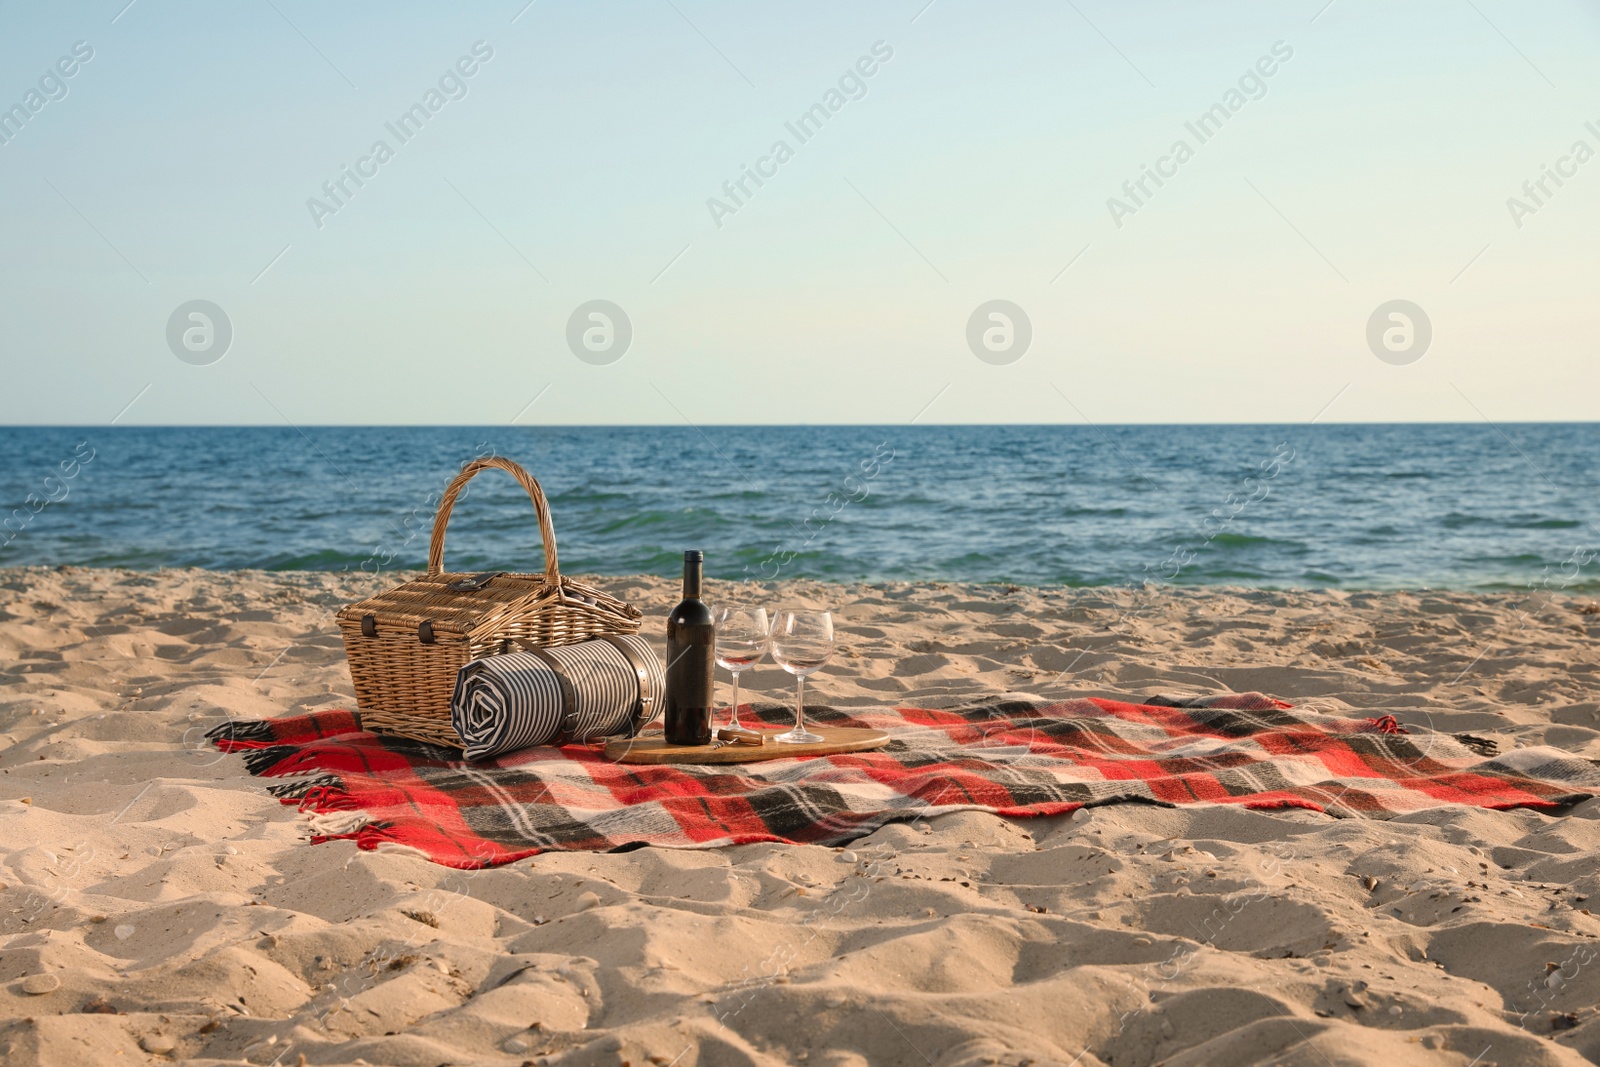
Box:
307;810;373;837
1453;733;1499;756
204;718;276;744
266;774;342;802
1364;715;1406;735
298;783;361;813
349;822;528;869
238;744;301;776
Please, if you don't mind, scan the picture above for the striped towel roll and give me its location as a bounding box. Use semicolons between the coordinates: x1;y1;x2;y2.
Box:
450;635;662;761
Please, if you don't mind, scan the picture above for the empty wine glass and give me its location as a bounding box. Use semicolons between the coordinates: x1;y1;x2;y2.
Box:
714;606;768;731
769;609;833;744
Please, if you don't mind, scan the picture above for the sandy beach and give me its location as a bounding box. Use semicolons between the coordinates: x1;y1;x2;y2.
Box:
4;565;1600;1066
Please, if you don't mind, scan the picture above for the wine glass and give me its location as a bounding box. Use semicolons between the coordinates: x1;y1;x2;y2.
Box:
714;606;768;731
769;609;833;744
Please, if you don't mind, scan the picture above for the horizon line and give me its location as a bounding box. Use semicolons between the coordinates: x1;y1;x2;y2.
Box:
4;420;1600;430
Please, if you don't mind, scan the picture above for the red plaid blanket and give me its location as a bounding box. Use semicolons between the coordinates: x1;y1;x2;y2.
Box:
207;693;1600;869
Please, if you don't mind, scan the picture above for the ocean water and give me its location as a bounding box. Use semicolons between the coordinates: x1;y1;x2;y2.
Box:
1;424;1598;591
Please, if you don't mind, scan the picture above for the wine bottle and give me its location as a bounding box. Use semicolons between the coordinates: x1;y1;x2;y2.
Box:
664;550;715;745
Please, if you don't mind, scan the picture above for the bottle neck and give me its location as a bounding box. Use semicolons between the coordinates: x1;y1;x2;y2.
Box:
682;558;702;599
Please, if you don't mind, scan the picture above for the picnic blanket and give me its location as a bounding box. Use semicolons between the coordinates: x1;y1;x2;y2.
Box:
206;693;1600;869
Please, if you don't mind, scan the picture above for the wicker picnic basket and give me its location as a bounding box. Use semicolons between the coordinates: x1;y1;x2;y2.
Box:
336;456;642;747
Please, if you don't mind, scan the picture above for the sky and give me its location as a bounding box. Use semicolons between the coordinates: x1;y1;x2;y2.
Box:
1;0;1597;425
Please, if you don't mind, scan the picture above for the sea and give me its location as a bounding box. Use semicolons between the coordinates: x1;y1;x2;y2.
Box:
2;424;1598;592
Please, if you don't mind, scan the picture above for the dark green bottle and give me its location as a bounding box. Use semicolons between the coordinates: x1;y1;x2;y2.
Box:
664;550;715;745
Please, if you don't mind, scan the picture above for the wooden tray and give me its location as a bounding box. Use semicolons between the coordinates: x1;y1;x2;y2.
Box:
604;725;890;765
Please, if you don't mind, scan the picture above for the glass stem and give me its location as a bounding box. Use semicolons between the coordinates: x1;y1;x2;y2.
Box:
795;673;806;734
729;671;742;730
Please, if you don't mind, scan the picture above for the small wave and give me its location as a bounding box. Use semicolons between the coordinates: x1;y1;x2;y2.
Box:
546;490;635;506
1202;533;1307;553
1180;566;1271;581
267;550;386;572
1456;552;1580;570
593;508;732;534
1440;513;1496;529
1473;577;1600;594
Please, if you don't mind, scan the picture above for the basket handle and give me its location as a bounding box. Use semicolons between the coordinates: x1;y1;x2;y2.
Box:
427;456;561;584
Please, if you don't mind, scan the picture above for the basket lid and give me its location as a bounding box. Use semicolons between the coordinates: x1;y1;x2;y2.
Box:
339;572;556;637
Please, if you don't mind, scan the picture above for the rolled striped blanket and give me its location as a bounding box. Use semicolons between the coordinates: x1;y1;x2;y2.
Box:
449;634;661;760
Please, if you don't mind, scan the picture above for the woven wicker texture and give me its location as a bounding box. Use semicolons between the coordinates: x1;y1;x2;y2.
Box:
336;456;642;748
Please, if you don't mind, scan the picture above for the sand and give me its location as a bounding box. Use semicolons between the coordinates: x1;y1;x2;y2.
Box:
4;566;1600;1066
